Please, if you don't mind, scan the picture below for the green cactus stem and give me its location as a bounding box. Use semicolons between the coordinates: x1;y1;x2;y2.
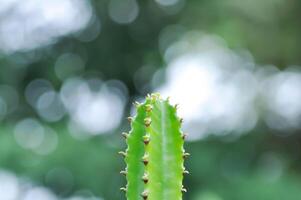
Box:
120;93;189;200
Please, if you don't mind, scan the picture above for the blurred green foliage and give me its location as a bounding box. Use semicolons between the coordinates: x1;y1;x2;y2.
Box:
2;125;301;200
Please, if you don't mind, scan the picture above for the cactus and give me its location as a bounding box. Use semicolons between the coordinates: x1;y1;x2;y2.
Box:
120;93;189;200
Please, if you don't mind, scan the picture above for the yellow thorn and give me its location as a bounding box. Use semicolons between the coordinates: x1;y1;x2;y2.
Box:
143;135;150;145
181;187;187;193
141;190;148;200
179;118;184;123
151;93;160;100
142;173;148;183
145;104;153;112
143;138;150;145
142;154;149;165
183;152;190;159
118;151;127;157
120;170;127;175
183;170;190;175
144;118;152;127
122;132;129;139
127;117;133;122
174;104;179;109
143;134;150;140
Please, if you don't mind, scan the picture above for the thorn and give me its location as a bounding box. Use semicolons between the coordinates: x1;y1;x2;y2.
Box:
120;170;127;175
179;118;184;124
141;190;148;200
181;187;187;193
142;154;149;165
122;132;129;139
142;173;148;183
127;117;133;122
133;101;141;107
151;93;160;100
143;160;148;165
181;133;187;140
183;170;190;175
144;118;152;127
183;152;190;159
118;151;127;157
145;104;153;112
166;96;170;102
174;104;179;110
120;187;127;192
143;138;150;145
146;93;151;100
143;135;150;145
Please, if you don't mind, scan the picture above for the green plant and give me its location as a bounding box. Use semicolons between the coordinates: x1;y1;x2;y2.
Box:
120;93;189;200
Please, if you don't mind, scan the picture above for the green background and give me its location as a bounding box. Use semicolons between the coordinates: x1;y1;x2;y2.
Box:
0;0;301;199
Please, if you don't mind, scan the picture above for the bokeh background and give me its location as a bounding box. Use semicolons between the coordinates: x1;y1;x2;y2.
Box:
0;0;301;199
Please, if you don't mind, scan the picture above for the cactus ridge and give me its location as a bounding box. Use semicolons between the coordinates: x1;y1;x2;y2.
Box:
120;93;188;200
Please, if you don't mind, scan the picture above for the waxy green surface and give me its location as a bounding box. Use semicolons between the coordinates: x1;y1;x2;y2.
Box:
121;93;188;200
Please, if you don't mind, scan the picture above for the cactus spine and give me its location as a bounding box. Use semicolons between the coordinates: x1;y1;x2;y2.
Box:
120;93;189;200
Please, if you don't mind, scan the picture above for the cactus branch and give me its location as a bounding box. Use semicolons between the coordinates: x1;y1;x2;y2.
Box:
120;93;188;200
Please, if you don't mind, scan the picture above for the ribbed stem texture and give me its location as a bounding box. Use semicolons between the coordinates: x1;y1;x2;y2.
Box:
120;93;189;200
